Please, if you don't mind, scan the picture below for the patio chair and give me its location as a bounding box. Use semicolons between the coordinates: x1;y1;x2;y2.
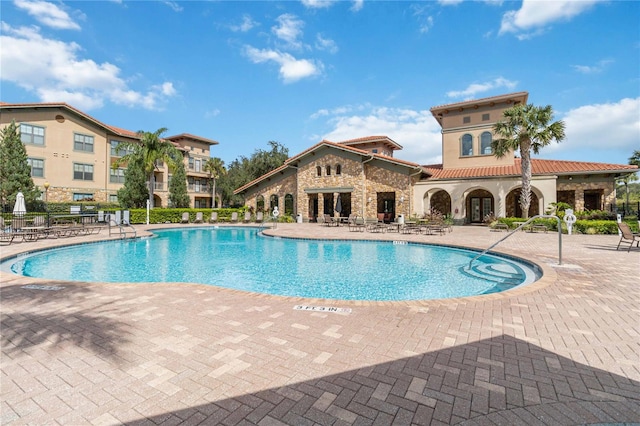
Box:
348;216;366;232
243;212;252;223
230;212;239;223
323;214;338;227
256;211;263;223
194;212;204;223
209;211;218;223
617;222;640;252
180;212;190;224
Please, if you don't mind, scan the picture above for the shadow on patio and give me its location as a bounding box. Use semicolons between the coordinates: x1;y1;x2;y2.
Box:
124;334;640;425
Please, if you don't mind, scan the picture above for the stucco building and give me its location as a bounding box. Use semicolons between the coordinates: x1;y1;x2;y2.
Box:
0;102;218;208
235;92;637;223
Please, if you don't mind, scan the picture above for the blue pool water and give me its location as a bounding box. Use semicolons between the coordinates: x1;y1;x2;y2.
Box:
2;227;541;301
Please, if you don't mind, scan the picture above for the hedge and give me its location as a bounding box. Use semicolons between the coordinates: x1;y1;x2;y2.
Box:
495;217;637;235
123;208;295;224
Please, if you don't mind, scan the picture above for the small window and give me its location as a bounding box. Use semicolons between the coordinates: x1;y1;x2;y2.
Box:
335;164;341;175
480;132;493;155
27;158;44;177
109;194;118;203
110;168;126;183
316;166;322;177
73;193;94;201
195;159;201;172
270;194;279;211
256;195;265;211
461;134;473;156
73;163;94;181
463;116;471;124
20;123;45;145
188;157;194;170
111;140;134;157
326;165;331;176
74;133;94;152
482;113;490;121
372;149;378;153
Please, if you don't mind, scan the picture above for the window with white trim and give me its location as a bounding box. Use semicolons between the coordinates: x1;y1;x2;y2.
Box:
20;123;45;145
73;193;94;201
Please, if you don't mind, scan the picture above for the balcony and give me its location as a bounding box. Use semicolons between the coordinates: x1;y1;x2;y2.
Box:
154;182;165;191
188;184;212;194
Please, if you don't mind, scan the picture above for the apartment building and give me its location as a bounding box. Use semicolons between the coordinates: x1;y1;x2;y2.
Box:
0;102;218;208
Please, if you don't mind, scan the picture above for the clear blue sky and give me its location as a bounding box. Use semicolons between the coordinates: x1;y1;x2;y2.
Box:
1;0;638;167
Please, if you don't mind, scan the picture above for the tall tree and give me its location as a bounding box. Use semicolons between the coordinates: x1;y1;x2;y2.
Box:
117;155;149;208
168;161;190;208
203;157;226;208
0;120;41;210
617;150;640;212
112;128;181;208
493;104;565;218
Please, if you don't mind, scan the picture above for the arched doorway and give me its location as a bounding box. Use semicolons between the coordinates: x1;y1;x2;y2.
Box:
430;190;451;216
466;189;494;223
506;188;539;218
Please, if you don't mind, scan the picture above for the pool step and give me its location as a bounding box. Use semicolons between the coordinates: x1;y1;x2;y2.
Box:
460;263;525;293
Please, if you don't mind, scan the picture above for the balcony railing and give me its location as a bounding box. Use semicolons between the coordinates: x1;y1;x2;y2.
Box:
154;182;165;191
188;184;212;194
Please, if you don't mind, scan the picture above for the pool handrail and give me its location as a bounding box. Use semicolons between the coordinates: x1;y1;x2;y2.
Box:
468;214;562;270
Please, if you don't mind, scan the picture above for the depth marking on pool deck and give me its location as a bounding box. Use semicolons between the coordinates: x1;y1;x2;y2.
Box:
294;305;352;314
22;284;65;291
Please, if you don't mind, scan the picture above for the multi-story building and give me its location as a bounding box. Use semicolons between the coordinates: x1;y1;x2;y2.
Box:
235;92;638;223
0;102;218;208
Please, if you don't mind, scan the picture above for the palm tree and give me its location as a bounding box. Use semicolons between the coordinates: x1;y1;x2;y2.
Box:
112;128;182;208
493;104;565;219
203;157;226;208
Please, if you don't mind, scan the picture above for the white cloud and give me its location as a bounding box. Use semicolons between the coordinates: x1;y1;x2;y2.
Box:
446;77;517;99
14;0;81;30
230;14;258;32
411;5;434;34
272;14;305;50
499;0;602;38
315;34;338;54
572;59;614;74
162;1;183;12
0;23;176;111
315;105;443;165
243;46;323;83
351;0;364;12
301;0;336;9
544;98;640;157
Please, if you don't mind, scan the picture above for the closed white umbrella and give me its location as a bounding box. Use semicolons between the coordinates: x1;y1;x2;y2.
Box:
12;191;26;230
13;192;26;216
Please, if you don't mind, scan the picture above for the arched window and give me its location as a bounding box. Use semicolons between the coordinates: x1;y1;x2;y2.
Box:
256;195;264;212
326;165;331;176
481;132;493;155
316;166;322;177
284;194;294;215
461;134;473;156
269;194;279;211
335;164;341;175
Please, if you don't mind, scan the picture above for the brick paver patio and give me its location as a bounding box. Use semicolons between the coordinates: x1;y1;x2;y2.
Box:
1;223;638;425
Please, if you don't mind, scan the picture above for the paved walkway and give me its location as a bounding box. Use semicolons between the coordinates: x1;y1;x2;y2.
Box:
1;223;638;425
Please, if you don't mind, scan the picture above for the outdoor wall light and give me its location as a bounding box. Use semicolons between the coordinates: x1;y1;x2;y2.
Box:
400;196;405;204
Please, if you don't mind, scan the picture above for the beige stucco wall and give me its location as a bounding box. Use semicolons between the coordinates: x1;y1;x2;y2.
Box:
413;176;558;221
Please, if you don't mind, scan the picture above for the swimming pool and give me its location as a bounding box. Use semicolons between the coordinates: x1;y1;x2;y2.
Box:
2;227;541;301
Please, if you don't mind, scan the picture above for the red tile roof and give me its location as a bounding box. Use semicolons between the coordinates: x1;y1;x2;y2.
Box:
430;91;529;111
335;135;403;150
422;158;638;180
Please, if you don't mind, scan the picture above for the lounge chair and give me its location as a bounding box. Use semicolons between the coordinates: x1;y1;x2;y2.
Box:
617;222;640;252
348;216;366;232
323;214;338;227
209;211;218;223
243;212;251;223
194;212;204;223
255;211;263;223
180;212;190;223
230;212;239;223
